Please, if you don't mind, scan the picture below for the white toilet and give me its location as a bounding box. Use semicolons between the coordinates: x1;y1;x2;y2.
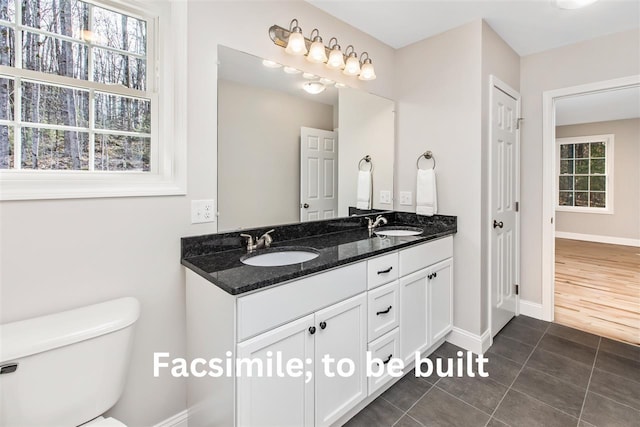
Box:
0;297;140;427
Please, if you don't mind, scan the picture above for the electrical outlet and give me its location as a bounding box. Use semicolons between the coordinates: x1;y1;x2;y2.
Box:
399;191;412;206
380;190;391;204
191;199;216;224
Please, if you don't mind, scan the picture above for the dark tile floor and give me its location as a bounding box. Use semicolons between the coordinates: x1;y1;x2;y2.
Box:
345;316;640;427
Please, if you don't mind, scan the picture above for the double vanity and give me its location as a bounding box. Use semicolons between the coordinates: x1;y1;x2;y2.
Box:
182;212;456;426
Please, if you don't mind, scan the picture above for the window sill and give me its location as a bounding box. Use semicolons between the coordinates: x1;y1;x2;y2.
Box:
0;171;186;200
555;206;614;215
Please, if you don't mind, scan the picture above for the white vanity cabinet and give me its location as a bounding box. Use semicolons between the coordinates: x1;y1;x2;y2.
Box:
398;236;454;364
185;235;454;427
186;261;368;427
237;293;367;427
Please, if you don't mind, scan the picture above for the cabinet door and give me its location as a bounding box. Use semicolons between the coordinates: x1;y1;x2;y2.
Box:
314;293;367;427
399;268;430;365
429;258;454;343
237;314;315;427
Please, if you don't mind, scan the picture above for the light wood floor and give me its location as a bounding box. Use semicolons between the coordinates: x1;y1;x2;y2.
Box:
555;238;640;345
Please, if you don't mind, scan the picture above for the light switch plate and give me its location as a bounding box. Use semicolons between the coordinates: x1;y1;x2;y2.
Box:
399;191;412;206
380;190;391;204
191;199;216;224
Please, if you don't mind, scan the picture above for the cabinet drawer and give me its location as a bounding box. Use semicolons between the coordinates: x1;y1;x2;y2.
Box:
367;252;399;289
368;328;400;395
237;262;366;342
399;236;453;276
368;281;399;342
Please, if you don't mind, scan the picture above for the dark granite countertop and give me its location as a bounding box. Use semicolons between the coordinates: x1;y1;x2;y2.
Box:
181;212;456;295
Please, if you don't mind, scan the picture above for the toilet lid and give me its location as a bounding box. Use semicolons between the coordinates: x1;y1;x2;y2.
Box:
86;417;127;427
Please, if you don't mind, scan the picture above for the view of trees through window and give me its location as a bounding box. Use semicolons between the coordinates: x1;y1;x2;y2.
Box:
558;140;607;208
0;0;152;172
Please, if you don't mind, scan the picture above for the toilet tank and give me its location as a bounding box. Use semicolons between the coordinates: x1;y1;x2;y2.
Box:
0;297;140;427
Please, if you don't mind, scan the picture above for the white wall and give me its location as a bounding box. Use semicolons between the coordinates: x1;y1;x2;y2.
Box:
519;29;640;304
395;19;519;336
395;21;484;335
0;1;396;426
217;79;334;231
338;88;395;216
555;119;640;241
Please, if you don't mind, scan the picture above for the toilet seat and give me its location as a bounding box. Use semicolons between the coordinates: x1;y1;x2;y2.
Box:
83;416;127;427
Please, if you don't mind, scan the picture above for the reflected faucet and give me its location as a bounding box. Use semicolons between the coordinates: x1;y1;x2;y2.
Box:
240;229;275;252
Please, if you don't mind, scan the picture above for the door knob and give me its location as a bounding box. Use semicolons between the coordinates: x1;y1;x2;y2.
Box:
493;220;504;229
303;203;309;209
309;326;316;335
319;321;327;330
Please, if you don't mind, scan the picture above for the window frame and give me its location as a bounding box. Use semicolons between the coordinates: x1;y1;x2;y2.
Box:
0;0;186;200
555;134;614;214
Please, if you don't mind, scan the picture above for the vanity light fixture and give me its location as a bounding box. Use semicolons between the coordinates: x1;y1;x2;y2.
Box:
326;38;346;70
343;45;360;76
284;19;307;56
262;59;282;68
303;81;326;95
269;19;376;80
307;29;328;63
358;52;376;81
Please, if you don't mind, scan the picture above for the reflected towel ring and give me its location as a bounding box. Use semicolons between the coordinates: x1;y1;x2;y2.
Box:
359;155;373;172
416;151;436;170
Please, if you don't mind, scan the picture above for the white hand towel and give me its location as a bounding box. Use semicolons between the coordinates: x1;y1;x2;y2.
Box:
416;169;437;216
356;170;372;209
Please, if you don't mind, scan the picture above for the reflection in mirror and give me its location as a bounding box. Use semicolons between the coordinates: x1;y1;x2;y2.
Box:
217;45;394;232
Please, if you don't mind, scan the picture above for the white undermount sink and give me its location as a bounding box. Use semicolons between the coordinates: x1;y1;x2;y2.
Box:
374;226;424;237
241;247;320;267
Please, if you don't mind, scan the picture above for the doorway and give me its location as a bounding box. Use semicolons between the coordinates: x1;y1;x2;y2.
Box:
541;76;640;344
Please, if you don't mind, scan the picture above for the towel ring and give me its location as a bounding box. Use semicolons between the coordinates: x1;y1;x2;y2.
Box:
359;155;373;172
416;151;436;170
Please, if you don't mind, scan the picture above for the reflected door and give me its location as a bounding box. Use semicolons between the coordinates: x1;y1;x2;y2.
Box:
490;81;521;337
300;127;338;222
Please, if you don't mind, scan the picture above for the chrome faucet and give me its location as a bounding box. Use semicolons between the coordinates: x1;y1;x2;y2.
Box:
366;215;388;231
240;229;275;252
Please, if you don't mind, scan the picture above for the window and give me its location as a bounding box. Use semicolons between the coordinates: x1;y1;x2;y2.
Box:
556;134;614;214
0;0;186;199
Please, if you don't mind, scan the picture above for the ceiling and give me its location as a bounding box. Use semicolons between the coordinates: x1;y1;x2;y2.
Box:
555;86;640;126
218;45;338;106
307;0;640;56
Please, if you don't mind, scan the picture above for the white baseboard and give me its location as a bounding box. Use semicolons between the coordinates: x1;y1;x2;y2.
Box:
519;299;544;320
446;327;492;354
153;410;188;427
555;231;640;247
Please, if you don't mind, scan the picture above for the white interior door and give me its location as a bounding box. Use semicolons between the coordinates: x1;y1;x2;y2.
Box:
490;78;521;337
300;127;338;222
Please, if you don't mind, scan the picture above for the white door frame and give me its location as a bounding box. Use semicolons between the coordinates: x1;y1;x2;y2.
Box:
488;75;521;338
541;74;640;322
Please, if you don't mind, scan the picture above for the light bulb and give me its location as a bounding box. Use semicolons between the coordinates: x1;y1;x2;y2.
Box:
358;60;376;81
307;40;328;63
343;55;360;76
326;47;345;69
285;30;307;56
303;81;326;95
